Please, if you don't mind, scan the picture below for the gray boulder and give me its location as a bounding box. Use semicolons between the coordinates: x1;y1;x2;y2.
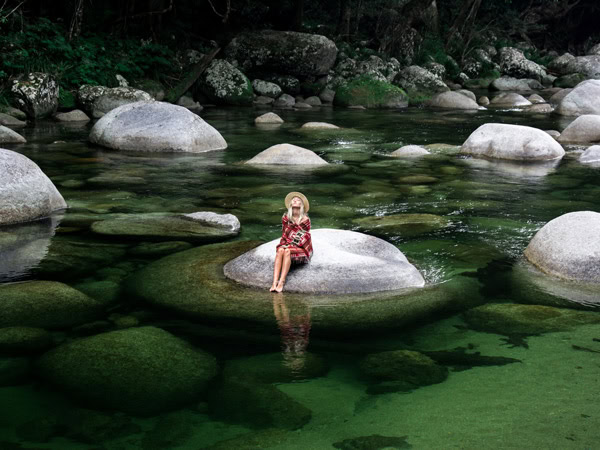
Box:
183;211;241;234
37;327;218;415
0;126;26;143
548;53;576;74
89;101;227;153
253;95;274;105
525;103;553;113
11;72;59;119
225;30;337;78
246;143;328;165
557;115;600;143
393;65;449;100
223;229;425;294
273;93;296;108
252;79;282;98
199;60;253;106
580;145;600;163
456;89;476;101
390;145;430;158
490;93;532;107
549;88;573;105
490;76;540;91
555;80;600;116
319;88;335;103
565;55;600;79
426;91;481;110
176;94;203;112
255;112;284;124
478;96;490;106
524;211;600;282
92;87;153;118
54;110;90;122
528;94;545;104
554;73;586;88
300;122;339;130
460;124;565;161
76;85;110;114
0;281;101;328
360;350;447;386
498;47;546;80
589;43;600;56
3;106;27;120
0;112;26;127
304;96;322;106
0;149;67;225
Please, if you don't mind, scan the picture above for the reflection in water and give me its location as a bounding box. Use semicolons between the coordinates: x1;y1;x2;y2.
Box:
272;294;311;373
0;213;63;282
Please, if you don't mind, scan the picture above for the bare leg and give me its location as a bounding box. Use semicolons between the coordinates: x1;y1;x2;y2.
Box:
276;249;292;292
271;248;285;291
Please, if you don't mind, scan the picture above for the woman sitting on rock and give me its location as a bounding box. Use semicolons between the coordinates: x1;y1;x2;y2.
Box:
271;192;313;292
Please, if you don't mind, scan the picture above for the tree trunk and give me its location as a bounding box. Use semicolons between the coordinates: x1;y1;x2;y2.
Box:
165;47;220;104
337;0;351;39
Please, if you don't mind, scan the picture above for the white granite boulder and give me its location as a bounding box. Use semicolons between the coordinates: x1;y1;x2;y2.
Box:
390;145;431;158
54;110;90;122
0;112;26;127
0;149;67;225
300;122;339;129
498;47;546;81
555;80;600;116
490;76;539;91
524;211;600;283
199;60;253;106
255;112;284;124
490;93;532;107
91;87;153;118
11;73;59;119
580;145;600;163
223;229;425;294
0;126;26;144
394;65;449;99
184;212;241;233
460;124;565;161
245;143;328;165
426;91;481;110
89;101;227;153
557;115;600;143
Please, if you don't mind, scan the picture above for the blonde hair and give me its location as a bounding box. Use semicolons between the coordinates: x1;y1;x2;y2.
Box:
286;197;306;224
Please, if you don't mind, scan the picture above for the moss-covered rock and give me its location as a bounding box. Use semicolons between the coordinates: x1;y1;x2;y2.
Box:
203;429;291;450
393;65;449;104
209;376;311;430
333;434;412;449
11;72;59;119
0;356;31;386
553;73;586;89
199;59;253;106
462;303;600;336
37;326;218;415
0;281;102;328
353;213;449;237
360;350;448;385
334;76;408;109
0;327;52;355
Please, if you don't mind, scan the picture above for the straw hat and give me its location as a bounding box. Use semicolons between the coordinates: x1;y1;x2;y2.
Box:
285;192;309;212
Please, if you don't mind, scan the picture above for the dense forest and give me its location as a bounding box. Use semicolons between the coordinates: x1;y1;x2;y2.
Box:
1;0;599;104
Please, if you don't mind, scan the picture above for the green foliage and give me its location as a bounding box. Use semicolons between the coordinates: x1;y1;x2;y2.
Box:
414;35;449;66
334;75;407;109
58;89;76;110
0;17;177;91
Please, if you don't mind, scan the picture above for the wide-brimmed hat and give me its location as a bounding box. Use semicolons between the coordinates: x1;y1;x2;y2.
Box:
285;192;309;212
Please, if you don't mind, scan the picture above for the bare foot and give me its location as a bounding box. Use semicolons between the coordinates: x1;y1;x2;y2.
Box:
269;282;277;292
275;280;285;293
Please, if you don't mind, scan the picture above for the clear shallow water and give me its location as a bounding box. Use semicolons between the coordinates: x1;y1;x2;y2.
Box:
1;105;600;449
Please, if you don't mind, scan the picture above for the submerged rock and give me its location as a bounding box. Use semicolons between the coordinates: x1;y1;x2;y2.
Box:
360;350;448;385
0;357;31;386
0;149;67;225
54;109;90;122
460;124;565;161
11;72;59;119
91;212;240;242
255;112;283;124
353;214;448;237
224;229;425;293
37;327;218;415
463;303;600;336
557;115;600;143
524;211;600;283
0;327;52;355
390;145;430;158
245;143;328;165
89;101;227;152
300;122;339;129
0;281;101;328
333;435;411;450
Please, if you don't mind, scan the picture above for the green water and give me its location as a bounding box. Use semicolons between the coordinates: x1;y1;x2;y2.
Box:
1;105;600;449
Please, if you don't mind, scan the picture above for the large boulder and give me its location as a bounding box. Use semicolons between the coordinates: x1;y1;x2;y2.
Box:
580;145;600;163
199;60;253;106
252;80;282;98
90;87;153;118
37;327;218;415
0;281;102;328
334;76;408;109
360;350;447;386
76;85;110;115
89;101;227;152
490;76;541;91
498;47;546;81
524;211;600;282
393;66;449;101
0;125;26;143
555;80;600;116
548;53;576;74
426;91;481;110
245;144;328;165
460;124;565;161
225;30;337;78
557;115;600;143
0;149;67;225
564;55;600;79
223;229;425;294
11;72;59;119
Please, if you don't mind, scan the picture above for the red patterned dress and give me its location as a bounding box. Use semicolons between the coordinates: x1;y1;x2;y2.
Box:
276;214;313;264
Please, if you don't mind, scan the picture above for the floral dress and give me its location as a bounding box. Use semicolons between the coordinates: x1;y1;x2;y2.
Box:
276;214;313;264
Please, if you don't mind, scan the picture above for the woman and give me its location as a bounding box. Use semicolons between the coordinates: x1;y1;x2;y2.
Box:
270;192;313;293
